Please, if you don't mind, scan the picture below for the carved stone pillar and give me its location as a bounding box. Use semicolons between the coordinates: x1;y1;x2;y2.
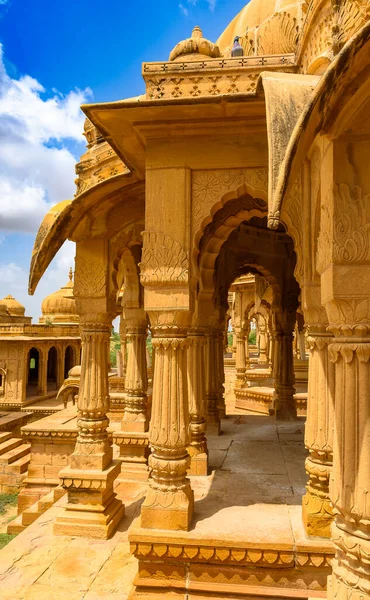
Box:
274;318;296;421
216;329;226;419
115;316;149;481
235;329;246;387
205;330;221;436
327;329;370;600
258;325;268;364
302;326;334;538
187;329;208;476
122;322;148;433
140;328;194;530
119;318;127;382
244;325;250;369
54;314;124;539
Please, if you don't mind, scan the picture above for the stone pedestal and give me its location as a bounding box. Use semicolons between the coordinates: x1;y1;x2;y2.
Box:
54;318;124;539
187;329;208;476
140;330;194;530
302;327;334;538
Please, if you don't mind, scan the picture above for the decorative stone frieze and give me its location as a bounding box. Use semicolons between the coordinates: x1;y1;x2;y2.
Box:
143;55;296;102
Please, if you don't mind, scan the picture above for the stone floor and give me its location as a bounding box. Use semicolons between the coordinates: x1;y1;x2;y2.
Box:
0;412;314;600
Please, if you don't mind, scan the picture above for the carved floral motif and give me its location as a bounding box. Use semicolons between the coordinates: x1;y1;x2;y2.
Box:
74;257;107;297
192;168;268;233
140;232;188;287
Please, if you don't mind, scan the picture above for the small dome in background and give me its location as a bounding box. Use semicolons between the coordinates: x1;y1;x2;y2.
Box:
40;268;79;324
169;26;221;62
1;295;26;317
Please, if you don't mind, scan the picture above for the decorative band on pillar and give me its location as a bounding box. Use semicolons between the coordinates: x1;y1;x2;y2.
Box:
327;335;370;600
141;331;194;531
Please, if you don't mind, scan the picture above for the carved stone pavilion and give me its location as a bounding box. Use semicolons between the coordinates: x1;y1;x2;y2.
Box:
1;1;370;599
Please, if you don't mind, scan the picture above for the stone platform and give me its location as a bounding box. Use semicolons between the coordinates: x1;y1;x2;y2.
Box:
0;416;333;599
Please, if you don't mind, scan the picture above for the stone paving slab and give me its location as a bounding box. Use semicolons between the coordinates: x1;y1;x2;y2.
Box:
0;417;314;599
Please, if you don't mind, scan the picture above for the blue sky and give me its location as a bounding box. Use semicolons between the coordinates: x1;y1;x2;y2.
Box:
0;0;247;319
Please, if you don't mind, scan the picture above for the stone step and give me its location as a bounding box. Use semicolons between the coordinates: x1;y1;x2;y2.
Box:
0;443;31;464
0;432;12;444
7;486;65;534
6;514;25;535
0;437;23;455
22;504;43;526
8;454;30;474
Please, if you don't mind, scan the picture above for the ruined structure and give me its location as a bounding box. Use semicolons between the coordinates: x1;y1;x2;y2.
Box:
1;1;370;599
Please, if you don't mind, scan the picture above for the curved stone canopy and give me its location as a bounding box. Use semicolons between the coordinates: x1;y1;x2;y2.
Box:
217;0;302;57
40;268;79;324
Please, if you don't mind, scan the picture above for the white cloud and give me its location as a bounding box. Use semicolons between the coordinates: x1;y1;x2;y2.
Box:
207;0;216;11
0;241;76;320
0;43;91;233
179;3;189;16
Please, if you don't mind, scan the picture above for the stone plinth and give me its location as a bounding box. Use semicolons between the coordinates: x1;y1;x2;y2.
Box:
113;431;149;481
18;408;78;513
54;461;123;539
129;505;333;600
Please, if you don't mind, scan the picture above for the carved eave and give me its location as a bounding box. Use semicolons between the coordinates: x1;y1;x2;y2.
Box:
29;171;142;295
256;72;320;228
82;95;268;175
267;20;370;230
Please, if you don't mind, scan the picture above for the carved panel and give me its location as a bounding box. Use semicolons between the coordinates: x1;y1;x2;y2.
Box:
74;257;107;297
333;184;370;263
258;11;300;56
192;168;268;234
140;232;188;287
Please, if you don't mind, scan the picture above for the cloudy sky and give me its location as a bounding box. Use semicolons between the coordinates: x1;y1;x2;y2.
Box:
0;0;246;319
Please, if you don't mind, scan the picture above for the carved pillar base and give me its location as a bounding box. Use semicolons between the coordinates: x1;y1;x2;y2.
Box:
114;431;150;482
302;453;333;538
188;417;208;476
54;461;124;539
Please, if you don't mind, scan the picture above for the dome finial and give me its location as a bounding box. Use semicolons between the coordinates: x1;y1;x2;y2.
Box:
192;26;203;39
69;267;73;282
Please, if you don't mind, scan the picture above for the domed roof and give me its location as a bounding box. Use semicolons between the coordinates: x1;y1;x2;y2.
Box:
0;295;26;317
40;268;79;324
217;0;301;57
169;26;220;62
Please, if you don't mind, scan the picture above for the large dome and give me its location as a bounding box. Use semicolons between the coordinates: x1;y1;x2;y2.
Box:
217;0;302;58
40;268;79;324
